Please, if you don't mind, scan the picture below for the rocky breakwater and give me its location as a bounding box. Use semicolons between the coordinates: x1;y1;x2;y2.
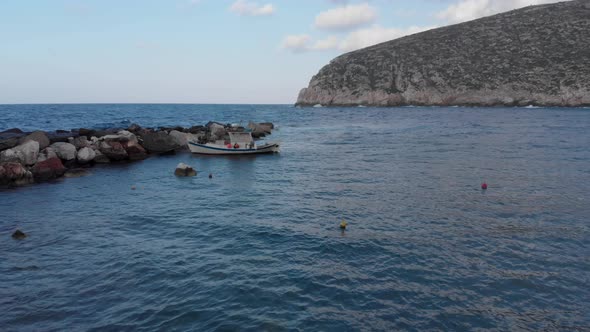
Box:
0;121;275;188
296;0;590;107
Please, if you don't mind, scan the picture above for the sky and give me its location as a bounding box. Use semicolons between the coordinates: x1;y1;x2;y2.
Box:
0;0;564;104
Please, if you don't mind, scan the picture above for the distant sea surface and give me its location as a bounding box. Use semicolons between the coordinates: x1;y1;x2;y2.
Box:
1;104;589;331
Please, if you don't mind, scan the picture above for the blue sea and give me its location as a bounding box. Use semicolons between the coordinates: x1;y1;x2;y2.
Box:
1;104;589;331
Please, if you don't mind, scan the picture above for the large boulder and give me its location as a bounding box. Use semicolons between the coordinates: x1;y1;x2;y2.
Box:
138;131;180;154
125;144;148;161
77;147;96;164
47;131;72;144
248;122;273;139
51;142;77;161
0;162;34;186
69;136;90;149
98;141;128;161
207;122;227;141
1;141;40;165
0;137;19;151
169;130;188;149
93;150;110;163
31;157;66;182
174;163;197;177
102;130;138;144
0;148;24;164
19;131;50;150
37;147;58;163
0;129;25;152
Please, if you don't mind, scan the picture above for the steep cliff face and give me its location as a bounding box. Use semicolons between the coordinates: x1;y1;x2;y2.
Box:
296;0;590;107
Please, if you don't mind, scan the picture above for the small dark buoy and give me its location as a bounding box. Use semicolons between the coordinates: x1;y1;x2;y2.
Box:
481;183;488;190
131;185;137;190
12;229;27;240
208;173;213;179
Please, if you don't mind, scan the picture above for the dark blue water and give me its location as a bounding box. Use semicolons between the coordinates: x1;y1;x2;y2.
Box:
1;104;589;331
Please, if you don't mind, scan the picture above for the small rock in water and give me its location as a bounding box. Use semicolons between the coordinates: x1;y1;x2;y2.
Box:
64;168;91;178
12;229;27;240
174;163;197;177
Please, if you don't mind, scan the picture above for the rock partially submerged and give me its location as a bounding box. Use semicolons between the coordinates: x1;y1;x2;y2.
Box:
174;163;197;177
12;229;27;240
31;157;67;181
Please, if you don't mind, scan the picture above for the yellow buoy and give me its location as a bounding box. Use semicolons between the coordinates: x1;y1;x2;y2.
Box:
340;220;348;230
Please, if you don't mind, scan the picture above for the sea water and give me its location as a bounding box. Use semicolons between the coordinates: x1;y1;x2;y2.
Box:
1;104;589;331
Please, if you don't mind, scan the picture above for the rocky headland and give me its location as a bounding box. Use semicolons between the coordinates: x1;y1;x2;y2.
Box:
296;0;590;107
0;121;275;188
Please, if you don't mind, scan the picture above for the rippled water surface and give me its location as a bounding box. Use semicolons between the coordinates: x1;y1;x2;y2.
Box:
1;104;589;331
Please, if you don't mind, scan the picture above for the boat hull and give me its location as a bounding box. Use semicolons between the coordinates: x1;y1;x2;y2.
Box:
188;141;280;155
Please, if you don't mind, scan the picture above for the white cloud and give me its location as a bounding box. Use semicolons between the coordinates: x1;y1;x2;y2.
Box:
339;25;435;52
229;0;275;16
437;0;562;24
281;25;434;53
281;34;311;53
310;36;340;51
314;3;377;30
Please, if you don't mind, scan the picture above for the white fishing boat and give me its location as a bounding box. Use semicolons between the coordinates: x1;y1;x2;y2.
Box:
188;131;280;155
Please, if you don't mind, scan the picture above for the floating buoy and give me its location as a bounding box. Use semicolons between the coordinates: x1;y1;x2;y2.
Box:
131;185;137;190
208;173;213;179
340;220;348;230
481;183;488;190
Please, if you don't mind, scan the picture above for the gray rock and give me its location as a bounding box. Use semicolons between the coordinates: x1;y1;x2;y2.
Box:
169;130;188;148
296;0;590;107
174;163;197;177
51;142;77;161
248;122;273;138
207;122;227;141
98;141;128;161
37;147;58;163
1;141;40;165
139;131;180;153
0;162;34;186
0;148;24;164
93;150;110;163
0;137;19;152
77;147;96;164
69;136;90;149
19;131;50;150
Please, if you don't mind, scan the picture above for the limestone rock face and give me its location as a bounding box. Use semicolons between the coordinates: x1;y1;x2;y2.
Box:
296;0;590;107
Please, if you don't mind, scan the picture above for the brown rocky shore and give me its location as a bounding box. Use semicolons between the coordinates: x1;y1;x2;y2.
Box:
0;121;274;188
296;0;590;107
